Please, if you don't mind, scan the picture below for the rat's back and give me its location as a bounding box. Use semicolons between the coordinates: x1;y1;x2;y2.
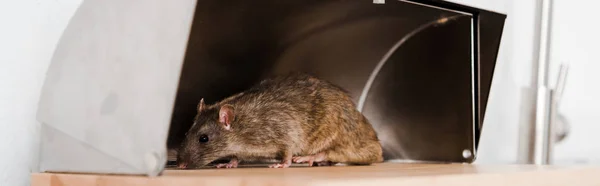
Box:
220;72;383;165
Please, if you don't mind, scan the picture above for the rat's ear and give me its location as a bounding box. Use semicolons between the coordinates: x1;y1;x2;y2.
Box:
197;98;205;112
218;104;234;130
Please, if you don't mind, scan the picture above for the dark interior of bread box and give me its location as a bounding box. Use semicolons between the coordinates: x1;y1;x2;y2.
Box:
163;0;505;167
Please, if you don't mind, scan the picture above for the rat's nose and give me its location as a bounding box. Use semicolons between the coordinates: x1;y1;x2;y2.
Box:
177;163;188;169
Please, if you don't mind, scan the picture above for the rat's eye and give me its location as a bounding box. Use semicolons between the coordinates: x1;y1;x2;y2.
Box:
199;134;209;143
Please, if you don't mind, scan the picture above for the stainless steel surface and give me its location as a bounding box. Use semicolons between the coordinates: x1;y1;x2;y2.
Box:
537;0;554;87
36;0;197;176
519;64;569;164
357;15;467;112
534;88;553;164
519;0;555;165
518;0;545;164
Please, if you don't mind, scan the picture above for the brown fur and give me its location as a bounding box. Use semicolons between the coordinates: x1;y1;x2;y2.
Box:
177;72;383;168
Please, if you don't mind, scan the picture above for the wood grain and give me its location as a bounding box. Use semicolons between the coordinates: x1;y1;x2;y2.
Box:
31;163;600;186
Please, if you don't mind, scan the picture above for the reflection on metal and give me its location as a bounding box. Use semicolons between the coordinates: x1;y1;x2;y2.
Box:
462;149;473;159
469;16;477;159
355;16;474;161
357;15;464;112
373;0;385;4
399;0;473;15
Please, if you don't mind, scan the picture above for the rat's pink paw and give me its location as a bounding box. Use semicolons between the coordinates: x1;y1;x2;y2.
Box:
292;156;315;165
215;163;237;168
315;161;336;166
215;159;239;168
268;163;290;168
268;160;291;168
292;152;327;166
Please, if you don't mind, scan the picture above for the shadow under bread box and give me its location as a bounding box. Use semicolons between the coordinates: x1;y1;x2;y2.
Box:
36;0;506;176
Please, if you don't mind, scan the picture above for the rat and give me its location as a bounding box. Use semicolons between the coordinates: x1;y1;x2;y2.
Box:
176;72;383;168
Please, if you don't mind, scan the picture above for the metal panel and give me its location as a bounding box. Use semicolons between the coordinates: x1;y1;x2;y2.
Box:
37;0;197;176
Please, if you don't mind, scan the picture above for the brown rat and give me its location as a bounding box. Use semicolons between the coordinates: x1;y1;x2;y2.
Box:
176;72;383;168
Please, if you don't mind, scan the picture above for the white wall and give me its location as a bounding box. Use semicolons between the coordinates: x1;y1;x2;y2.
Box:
0;1;82;186
549;0;600;165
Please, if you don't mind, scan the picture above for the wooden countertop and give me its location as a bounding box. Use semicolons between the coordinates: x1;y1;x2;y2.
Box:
31;163;600;186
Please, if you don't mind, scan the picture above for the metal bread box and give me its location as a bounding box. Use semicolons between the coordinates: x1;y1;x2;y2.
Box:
37;0;506;176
